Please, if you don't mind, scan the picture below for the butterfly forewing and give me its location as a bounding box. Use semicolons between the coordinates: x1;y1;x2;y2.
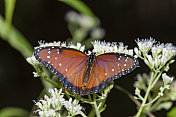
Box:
34;47;89;93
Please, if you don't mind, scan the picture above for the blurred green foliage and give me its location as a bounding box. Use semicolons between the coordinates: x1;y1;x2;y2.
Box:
0;16;33;58
0;107;29;117
0;0;33;58
167;106;176;117
59;0;94;17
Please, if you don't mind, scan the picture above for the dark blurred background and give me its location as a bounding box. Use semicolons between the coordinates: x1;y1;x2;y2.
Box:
0;0;176;116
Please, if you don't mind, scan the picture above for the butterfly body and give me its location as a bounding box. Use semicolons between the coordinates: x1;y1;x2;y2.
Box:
34;46;139;95
83;52;96;87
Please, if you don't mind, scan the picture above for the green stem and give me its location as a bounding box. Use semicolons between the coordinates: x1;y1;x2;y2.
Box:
93;101;100;117
150;70;163;89
136;72;154;117
93;94;101;117
149;97;163;112
145;95;160;107
80;111;87;117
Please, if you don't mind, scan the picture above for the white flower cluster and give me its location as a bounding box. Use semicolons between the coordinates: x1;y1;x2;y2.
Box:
35;41;85;52
65;11;105;40
158;74;173;97
65;11;97;30
63;98;82;116
34;88;83;117
135;37;156;53
134;38;176;70
92;40;133;56
162;73;174;85
26;55;37;65
90;27;105;39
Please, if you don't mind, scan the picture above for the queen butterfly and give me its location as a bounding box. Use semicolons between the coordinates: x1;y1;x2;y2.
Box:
34;43;139;95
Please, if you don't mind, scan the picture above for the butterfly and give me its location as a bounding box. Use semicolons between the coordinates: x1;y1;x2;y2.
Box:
34;45;139;95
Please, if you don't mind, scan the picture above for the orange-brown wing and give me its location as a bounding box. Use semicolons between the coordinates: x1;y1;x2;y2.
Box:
83;53;139;94
34;46;88;94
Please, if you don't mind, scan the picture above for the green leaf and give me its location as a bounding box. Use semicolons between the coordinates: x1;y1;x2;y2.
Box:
167;106;176;117
0;107;29;117
59;0;94;17
0;15;33;58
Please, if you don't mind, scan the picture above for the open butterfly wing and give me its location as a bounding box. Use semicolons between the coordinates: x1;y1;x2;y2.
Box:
34;47;88;94
34;47;139;95
84;53;139;94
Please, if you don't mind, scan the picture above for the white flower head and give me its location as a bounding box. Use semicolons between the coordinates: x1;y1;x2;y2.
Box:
135;87;141;95
26;55;38;65
63;98;82;115
33;72;39;77
35;41;85;52
151;43;164;57
34;88;65;116
65;11;80;23
90;27;105;39
34;88;83;117
162;43;176;59
135;38;176;70
134;47;141;56
135;37;156;53
65;11;97;29
92;40;133;56
78;15;96;29
162;73;174;85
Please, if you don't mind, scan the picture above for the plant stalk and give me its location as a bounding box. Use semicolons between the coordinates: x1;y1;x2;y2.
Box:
136;72;154;117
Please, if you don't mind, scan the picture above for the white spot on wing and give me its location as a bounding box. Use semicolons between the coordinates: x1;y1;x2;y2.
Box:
48;51;51;54
124;64;126;66
66;69;68;71
105;73;107;75
59;63;62;66
55;57;57;59
112;69;114;71
47;56;50;58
